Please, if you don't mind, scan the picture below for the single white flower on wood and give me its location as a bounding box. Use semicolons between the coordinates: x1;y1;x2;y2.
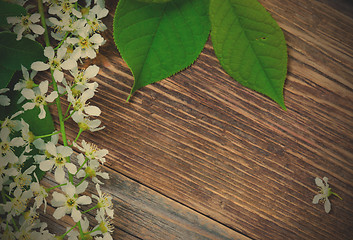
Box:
313;176;342;213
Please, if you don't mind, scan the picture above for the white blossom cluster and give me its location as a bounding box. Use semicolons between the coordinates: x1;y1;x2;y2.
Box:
1;0;114;239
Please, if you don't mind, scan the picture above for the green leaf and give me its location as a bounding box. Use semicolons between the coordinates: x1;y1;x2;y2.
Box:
114;0;210;100
0;32;45;71
209;0;288;109
0;1;26;28
0;65;15;88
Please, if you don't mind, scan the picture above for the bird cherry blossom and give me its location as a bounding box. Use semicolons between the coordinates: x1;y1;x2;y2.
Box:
31;46;77;82
51;182;92;222
313;176;342;213
39;142;76;183
21;80;58;119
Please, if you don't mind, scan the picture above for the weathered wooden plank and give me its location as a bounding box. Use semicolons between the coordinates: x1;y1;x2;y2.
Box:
44;0;353;239
40;168;250;240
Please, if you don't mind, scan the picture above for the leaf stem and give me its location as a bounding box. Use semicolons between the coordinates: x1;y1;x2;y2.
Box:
75;174;88;187
35;131;60;139
74;156;88;176
64;110;75;121
38;0;73;183
82;204;98;214
45;183;67;192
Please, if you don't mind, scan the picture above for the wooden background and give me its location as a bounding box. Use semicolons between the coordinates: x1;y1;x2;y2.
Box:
42;0;353;239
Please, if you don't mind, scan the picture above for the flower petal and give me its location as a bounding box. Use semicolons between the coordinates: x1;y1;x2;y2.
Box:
84;105;101;116
39;160;54;171
21;65;29;80
22;102;35;111
71;208;82;222
312;194;322;204
21;88;35;100
54;69;64;82
44;47;55;60
55;167;66;183
31;61;49;71
57;47;67;61
53;206;67;220
58;146;73;157
38;105;46;119
76;195;92;205
46;142;57;156
315;177;324;187
65;162;77;174
29;24;45;35
84;65;99;79
46;91;58;102
324;198;331;213
40;82;49;96
61;59;77;70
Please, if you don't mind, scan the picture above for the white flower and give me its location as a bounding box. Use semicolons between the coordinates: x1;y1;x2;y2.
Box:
95;211;113;239
39;142;76;183
67;27;105;59
85;5;108;34
1;111;23;132
30;173;49;211
92;184;113;217
21;84;57;119
9;165;36;193
48;0;82;18
7;13;44;40
70;65;99;90
21;81;58;119
67;88;101;116
14;65;37;91
76;154;109;184
0;128;25;164
51;182;92;222
49;14;86;34
33;133;59;163
72;112;105;132
73;139;108;162
313;177;342;213
0;88;10;106
2;188;32;221
31;46;77;82
14;65;37;103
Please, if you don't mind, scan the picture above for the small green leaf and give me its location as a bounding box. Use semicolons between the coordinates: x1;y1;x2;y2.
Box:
0;1;26;28
209;0;288;109
0;32;45;71
114;0;210;100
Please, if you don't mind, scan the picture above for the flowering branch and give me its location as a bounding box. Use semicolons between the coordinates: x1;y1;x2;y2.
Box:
0;0;113;239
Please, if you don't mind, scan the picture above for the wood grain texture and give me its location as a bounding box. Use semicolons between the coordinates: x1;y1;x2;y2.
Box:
41;165;250;240
44;0;353;239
